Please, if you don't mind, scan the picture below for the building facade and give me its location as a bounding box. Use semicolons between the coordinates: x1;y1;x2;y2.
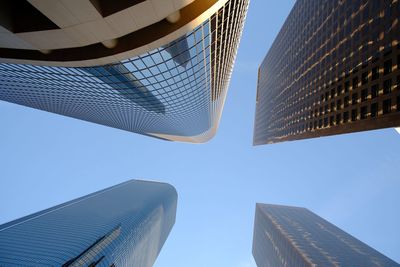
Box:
0;180;177;267
0;0;249;143
254;0;400;145
252;203;399;267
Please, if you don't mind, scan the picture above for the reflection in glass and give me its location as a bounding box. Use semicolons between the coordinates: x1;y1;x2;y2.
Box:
163;36;191;68
63;225;121;267
84;64;165;114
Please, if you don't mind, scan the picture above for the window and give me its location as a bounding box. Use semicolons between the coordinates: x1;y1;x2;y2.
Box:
337;85;342;95
343;111;349;122
331;89;335;98
383;59;392;75
330;115;334;126
361;88;368;102
330;102;335;111
397;95;400;112
344;96;349;107
352;77;359;89
336;113;341;124
383;99;391;114
352;93;358;105
371;67;379;80
344;81;350;92
360;106;367;119
336;99;342;110
324;105;328;113
324;117;328;127
361;72;368;85
398;55;400;70
384;49;392;57
383;79;392;94
371;84;379;98
351;109;357;121
371;102;378;118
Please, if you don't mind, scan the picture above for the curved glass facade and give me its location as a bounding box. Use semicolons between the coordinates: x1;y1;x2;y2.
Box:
0;180;177;267
0;0;249;142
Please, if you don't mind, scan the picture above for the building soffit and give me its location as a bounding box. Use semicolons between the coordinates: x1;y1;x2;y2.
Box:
0;0;228;67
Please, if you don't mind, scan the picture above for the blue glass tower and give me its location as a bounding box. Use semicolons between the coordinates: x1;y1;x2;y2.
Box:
0;0;249;143
0;180;177;267
252;203;399;267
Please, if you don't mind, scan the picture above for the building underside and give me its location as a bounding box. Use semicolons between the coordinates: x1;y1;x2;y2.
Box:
0;0;249;143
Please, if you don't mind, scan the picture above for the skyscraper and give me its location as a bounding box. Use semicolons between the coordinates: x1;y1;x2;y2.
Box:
0;0;249;143
254;0;400;145
252;203;399;267
0;179;177;267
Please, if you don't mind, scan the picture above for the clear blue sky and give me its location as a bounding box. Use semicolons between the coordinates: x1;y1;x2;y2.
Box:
1;1;399;266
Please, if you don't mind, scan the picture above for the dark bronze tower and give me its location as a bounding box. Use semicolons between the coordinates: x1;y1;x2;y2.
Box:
254;0;400;145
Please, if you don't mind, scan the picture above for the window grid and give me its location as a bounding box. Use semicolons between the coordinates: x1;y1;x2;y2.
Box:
0;0;249;142
254;0;400;144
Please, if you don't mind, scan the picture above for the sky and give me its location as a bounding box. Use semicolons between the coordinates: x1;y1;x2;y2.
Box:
0;1;399;266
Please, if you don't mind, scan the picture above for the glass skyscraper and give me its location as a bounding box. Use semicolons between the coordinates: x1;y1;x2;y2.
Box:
254;0;400;145
252;203;400;267
0;179;177;267
0;0;249;143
